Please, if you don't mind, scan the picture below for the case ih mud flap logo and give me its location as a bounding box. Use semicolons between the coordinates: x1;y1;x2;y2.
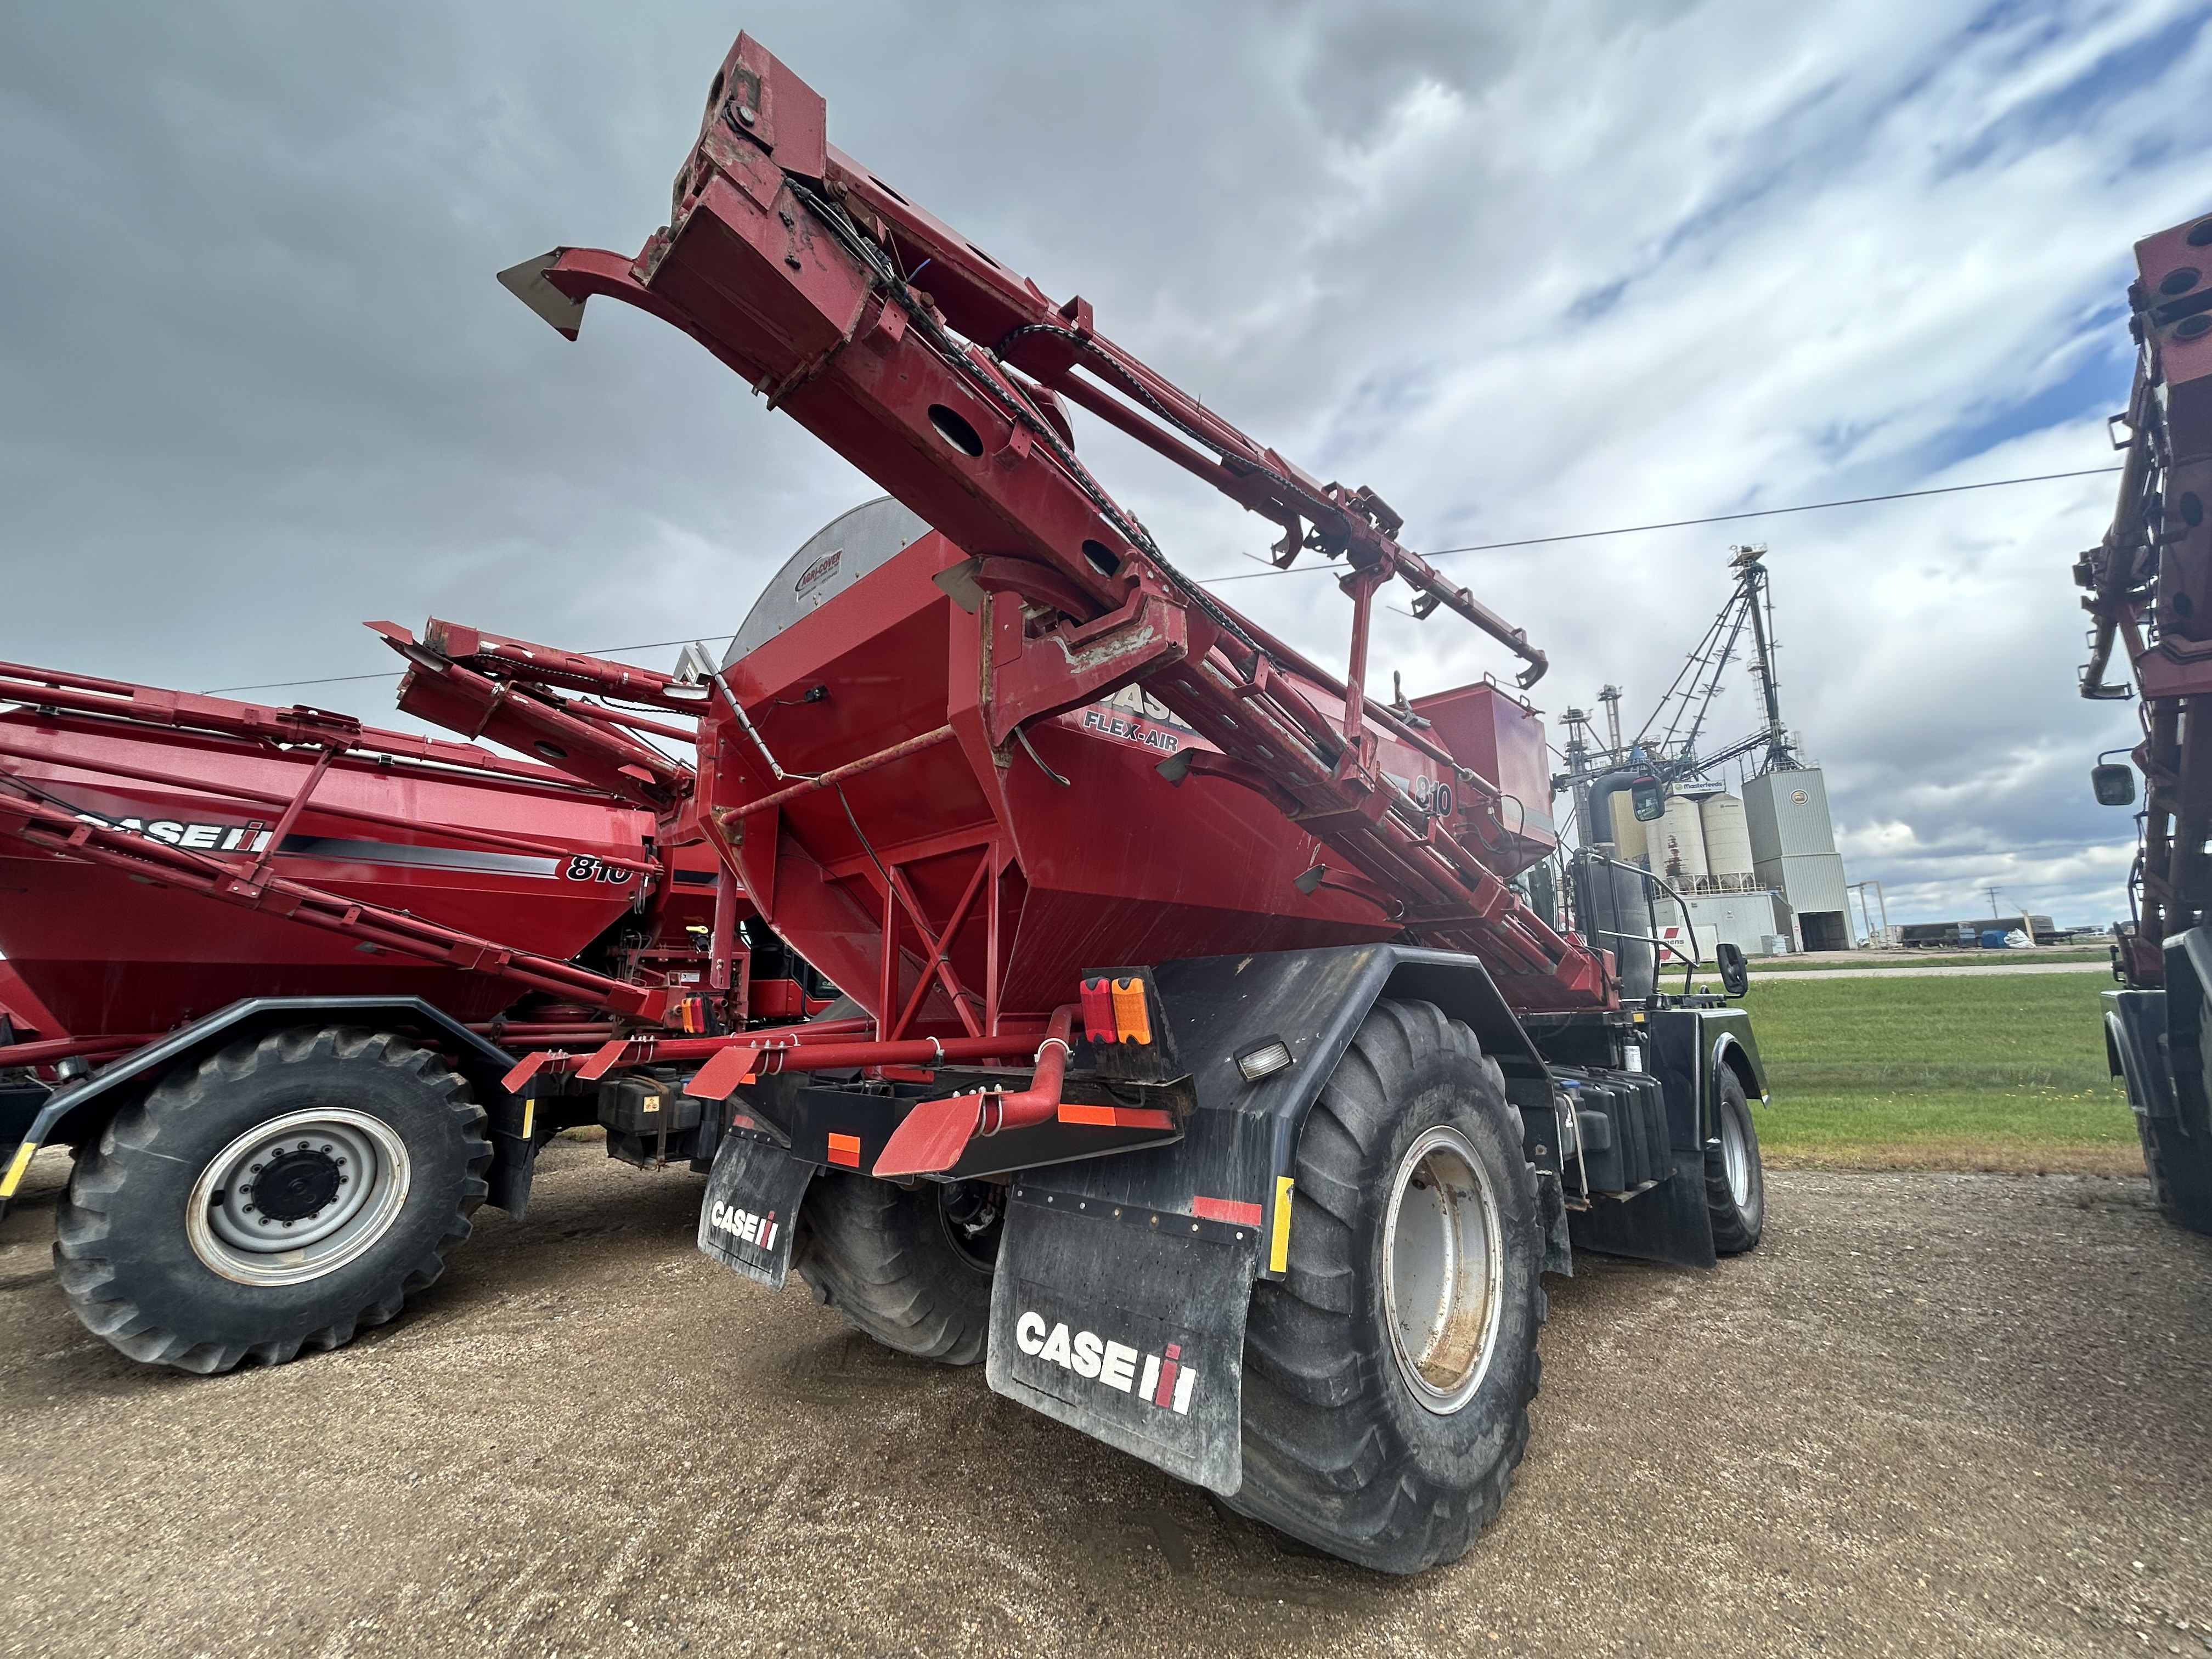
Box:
696;1133;815;1293
707;1199;780;1254
1014;1309;1198;1416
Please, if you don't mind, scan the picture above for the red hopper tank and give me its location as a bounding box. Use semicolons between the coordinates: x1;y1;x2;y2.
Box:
707;500;1560;1038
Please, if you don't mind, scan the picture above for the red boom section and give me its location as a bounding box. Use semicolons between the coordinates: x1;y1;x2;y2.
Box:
0;659;681;1030
521;32;1609;1014
2076;212;2212;985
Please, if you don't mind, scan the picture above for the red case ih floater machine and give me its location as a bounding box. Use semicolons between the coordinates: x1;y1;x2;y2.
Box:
438;31;1775;1572
0;647;829;1370
2077;206;2212;1234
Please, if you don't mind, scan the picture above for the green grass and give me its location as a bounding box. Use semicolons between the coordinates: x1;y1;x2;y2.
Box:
1749;946;2111;973
1740;972;2142;1172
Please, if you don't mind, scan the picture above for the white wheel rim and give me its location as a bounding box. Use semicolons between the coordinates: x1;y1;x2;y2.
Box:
185;1109;411;1286
1720;1098;1753;1207
1381;1125;1504;1415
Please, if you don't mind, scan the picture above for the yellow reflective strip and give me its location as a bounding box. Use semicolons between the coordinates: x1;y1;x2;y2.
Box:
1268;1175;1295;1274
520;1098;535;1141
1;1139;38;1199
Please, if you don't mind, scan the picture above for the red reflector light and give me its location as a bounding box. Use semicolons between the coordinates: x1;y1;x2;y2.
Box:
1080;976;1116;1042
826;1132;862;1167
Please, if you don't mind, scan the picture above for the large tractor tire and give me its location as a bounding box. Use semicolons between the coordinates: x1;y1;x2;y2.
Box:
54;1026;489;1373
2138;1103;2212;1234
1705;1068;1766;1254
791;1172;1001;1364
1226;998;1547;1575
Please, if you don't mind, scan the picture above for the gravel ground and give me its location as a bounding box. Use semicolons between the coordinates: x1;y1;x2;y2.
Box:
3;1144;2209;1659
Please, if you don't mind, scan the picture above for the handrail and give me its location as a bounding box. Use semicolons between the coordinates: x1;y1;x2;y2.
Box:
1580;850;1703;997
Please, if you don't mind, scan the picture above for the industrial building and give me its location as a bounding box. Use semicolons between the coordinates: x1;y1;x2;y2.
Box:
1565;546;1851;959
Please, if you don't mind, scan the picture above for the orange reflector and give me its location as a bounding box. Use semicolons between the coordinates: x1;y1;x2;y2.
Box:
1056;1103;1175;1130
1191;1195;1263;1227
1110;977;1152;1045
826;1132;863;1168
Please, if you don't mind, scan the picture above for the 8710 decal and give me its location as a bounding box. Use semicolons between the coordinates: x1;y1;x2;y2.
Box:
563;855;637;884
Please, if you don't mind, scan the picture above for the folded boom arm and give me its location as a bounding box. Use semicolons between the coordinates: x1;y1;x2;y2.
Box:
510;33;1607;1010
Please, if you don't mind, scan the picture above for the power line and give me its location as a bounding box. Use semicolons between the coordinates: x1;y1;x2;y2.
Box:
204;635;723;697
1198;464;2125;584
201;461;2127;691
202;669;402;695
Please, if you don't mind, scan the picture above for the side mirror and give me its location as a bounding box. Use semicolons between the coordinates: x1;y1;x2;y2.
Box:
2091;763;2136;806
1630;777;1666;822
1715;942;1749;998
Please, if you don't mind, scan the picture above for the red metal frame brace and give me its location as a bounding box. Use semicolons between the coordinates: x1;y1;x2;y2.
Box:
0;1032;162;1069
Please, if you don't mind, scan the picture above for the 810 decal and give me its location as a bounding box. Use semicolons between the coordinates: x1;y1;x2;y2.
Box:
563;855;637;884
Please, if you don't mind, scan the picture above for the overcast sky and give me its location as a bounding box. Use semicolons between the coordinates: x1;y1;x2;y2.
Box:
4;1;2208;930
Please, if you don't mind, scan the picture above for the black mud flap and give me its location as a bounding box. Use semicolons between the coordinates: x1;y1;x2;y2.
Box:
487;1088;539;1218
696;1131;815;1290
1567;1149;1718;1269
985;1184;1256;1496
1535;1169;1573;1277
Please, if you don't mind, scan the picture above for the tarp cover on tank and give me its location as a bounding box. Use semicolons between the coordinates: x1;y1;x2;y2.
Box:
723;498;930;667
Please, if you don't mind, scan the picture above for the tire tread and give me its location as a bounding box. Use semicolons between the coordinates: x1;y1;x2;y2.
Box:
53;1025;489;1374
1231;998;1545;1572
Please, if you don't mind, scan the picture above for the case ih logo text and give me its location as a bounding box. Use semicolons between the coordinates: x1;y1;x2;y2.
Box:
78;814;268;852
709;1200;778;1252
1014;1310;1197;1415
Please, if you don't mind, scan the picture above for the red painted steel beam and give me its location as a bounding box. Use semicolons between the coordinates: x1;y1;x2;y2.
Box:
514;1020;1049;1094
1;1033;161;1067
724;724;955;819
383;619;710;715
381;645;690;812
0;661;580;791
